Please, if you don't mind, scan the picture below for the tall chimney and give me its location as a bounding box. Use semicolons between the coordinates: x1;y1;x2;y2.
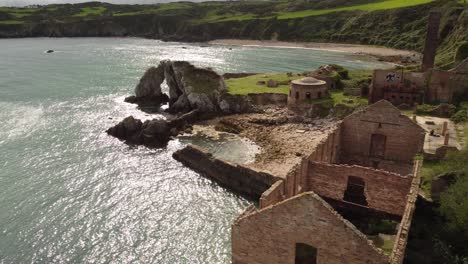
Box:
422;11;442;71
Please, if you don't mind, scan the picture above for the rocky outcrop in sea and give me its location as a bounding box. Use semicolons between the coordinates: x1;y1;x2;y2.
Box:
125;60;254;115
106;110;198;148
110;60;256;148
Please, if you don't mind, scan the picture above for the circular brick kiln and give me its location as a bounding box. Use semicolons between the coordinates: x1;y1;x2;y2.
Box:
288;77;328;106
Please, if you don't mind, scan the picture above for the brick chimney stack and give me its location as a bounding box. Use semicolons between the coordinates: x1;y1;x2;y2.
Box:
422;11;442;72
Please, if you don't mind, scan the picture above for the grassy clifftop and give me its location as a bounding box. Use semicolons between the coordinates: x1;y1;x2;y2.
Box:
0;0;466;67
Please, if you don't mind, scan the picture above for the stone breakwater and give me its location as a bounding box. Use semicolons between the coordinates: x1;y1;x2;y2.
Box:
173;144;281;200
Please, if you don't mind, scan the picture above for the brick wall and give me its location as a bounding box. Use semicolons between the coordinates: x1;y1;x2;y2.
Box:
232;192;390;264
426;69;454;103
307;162;413;216
370;68;460;105
340;100;425;174
307;127;341;163
259;180;285;208
422;11;442;72
390;160;422;264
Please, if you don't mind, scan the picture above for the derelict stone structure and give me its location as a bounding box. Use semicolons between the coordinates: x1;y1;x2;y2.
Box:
174;100;425;264
339;100;425;175
288;77;328;108
232;100;425;264
422;11;442;72
232;193;391;264
369;12;468;106
369;68;464;106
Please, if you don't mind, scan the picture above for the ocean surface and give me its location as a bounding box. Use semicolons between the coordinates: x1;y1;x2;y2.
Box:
0;37;391;263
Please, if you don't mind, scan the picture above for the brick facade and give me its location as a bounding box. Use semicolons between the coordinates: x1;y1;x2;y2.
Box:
340;100;425;175
233;192;390;264
307;162;413;216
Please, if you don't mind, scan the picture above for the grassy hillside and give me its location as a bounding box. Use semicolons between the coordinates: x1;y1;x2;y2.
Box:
277;0;435;19
0;0;466;67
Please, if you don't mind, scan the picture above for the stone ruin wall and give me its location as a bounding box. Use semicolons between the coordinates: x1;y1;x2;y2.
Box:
370;68;463;105
390;159;422;264
247;93;288;106
307;162;413;216
425;69;455;103
173;145;280;200
233;193;390;264
340;108;424;175
259;123;416;217
259;127;341;208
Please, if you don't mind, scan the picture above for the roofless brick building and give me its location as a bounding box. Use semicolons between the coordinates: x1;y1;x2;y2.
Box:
231;100;424;264
174;100;426;264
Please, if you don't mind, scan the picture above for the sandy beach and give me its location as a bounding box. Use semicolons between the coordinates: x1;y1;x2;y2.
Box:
208;39;421;63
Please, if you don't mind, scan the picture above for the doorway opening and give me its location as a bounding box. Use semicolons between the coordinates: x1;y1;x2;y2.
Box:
295;243;317;264
343;176;368;206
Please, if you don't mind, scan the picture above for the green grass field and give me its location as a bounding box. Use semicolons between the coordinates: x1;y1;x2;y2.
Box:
73;7;106;17
277;0;435;19
330;90;368;107
0;20;25;25
0;7;37;13
226;73;301;95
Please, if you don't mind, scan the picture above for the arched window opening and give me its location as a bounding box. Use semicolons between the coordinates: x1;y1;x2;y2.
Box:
295;243;317;264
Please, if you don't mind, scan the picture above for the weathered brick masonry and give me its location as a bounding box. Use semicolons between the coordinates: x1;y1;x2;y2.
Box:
233;192;390;264
340;100;425;175
173;100;425;264
233;100;425;264
307;162;413;216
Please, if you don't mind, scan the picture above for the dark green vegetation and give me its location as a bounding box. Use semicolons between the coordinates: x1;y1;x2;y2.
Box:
0;0;467;67
406;148;468;264
451;102;468;123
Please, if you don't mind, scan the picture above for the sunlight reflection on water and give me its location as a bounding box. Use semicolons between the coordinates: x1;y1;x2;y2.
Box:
0;38;392;263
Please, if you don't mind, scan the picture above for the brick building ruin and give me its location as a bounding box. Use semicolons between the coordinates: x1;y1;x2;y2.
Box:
231;100;425;264
369;12;468;106
288;77;329;109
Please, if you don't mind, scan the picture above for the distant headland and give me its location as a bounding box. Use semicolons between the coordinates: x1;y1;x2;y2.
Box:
0;0;466;68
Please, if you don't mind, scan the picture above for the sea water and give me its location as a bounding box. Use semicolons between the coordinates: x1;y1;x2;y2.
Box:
0;37;391;263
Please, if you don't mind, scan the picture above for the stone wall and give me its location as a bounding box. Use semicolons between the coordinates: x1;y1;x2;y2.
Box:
307;162;413;216
247;93;287;106
173;145;280;199
259;180;285;208
344;87;362;96
307;127;341;163
232;192;390;264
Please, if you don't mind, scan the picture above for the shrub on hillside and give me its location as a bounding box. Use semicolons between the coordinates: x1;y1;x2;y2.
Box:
450;102;468;123
455;41;468;62
451;109;468;123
